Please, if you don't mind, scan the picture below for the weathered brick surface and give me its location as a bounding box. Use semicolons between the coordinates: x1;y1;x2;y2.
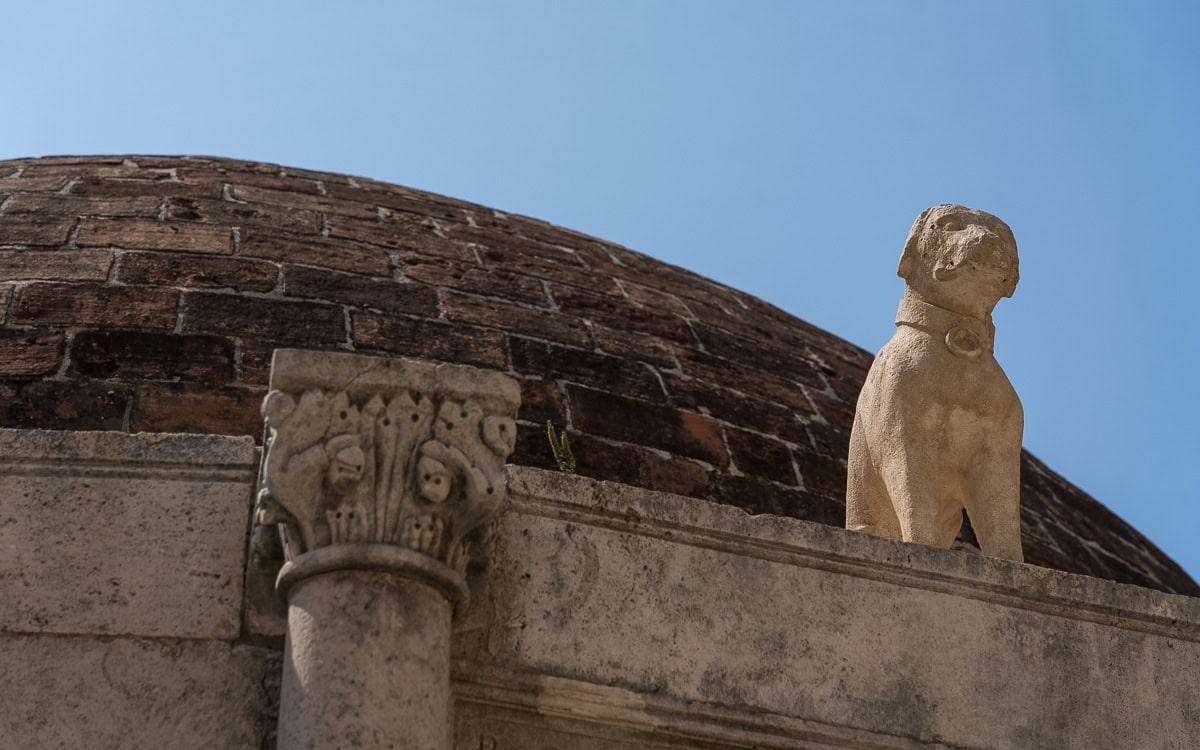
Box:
0;217;77;247
568;385;728;468
69;331;235;383
78;219;232;254
0;379;129;431
116;252;278;292
441;290;590;349
240;229;390;276
510;337;666;403
282;265;438;314
182;293;345;347
130;383;265;436
1;155;1191;596
0;330;65;376
0;250;113;282
351;312;507;370
725;426;798;485
400;254;548;307
14;284;178;329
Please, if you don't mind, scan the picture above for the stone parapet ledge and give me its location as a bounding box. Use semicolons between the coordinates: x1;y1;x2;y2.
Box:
258;349;519;750
456;467;1200;750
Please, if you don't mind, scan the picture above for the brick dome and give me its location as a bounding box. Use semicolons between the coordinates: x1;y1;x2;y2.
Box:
1;154;1194;596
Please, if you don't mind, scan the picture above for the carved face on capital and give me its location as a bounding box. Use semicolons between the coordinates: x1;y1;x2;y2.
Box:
898;204;1019;316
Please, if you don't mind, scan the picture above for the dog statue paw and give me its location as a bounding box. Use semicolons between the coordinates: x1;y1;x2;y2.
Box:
846;204;1024;562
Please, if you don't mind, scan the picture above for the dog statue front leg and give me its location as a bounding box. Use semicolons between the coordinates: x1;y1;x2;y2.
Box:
881;454;945;547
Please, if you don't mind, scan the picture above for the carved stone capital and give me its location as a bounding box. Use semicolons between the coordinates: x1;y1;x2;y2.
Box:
257;349;520;598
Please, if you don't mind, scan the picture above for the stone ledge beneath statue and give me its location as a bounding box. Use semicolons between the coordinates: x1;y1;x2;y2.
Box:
459;467;1200;750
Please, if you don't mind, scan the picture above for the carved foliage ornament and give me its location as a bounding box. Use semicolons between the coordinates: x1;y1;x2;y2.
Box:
256;350;520;574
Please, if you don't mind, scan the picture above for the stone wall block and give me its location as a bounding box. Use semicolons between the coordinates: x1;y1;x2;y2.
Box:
0;429;256;639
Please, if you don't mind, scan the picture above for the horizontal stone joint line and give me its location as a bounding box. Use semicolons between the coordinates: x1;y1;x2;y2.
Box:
0;459;257;484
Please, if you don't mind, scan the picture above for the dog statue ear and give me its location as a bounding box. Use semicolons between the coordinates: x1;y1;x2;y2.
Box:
897;206;935;280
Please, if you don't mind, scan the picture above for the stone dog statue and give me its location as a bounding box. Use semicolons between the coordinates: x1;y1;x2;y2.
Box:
846;205;1024;562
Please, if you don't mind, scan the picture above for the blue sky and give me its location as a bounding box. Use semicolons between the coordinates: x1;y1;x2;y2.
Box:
6;2;1198;581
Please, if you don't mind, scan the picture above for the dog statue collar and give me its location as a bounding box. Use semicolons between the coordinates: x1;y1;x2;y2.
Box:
895;295;995;359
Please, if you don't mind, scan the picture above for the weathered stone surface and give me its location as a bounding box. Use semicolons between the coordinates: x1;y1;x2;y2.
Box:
0;429;256;638
848;205;1024;561
0;635;278;750
471;468;1200;750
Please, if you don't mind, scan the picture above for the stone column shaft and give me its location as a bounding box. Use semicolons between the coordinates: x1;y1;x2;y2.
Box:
257;350;519;750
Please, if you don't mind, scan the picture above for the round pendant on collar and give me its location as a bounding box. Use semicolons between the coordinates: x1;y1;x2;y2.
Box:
945;327;984;358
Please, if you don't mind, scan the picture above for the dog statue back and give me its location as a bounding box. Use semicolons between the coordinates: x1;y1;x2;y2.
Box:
845;205;1024;562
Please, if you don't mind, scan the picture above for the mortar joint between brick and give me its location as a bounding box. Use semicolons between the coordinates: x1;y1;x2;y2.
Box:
51;329;79;381
156;197;169;221
232;338;246;386
173;294;186;334
120;390;134;433
62;218;83;250
468;243;485;269
319;213;331;238
106;250;124;284
462;210;479;229
541;280;559;311
788;447;806;490
58;178;78;195
231;227;242;256
340;307;354;351
222;184;246;204
556;379;576;431
314;180;328;197
0;195;12;214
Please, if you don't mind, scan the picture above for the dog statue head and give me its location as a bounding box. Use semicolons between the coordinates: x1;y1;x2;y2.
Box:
897;204;1019;318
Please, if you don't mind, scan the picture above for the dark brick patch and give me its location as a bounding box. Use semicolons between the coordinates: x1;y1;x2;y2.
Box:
131;383;265;438
510;337;666;403
14;283;178;330
282;265;438;315
78;218;232;254
117;252;278;292
69;331;235;384
725;426;798;485
0;330;65;376
709;474;845;527
0;250;113;282
351;312;507;371
0;379;129;431
240;229;391;276
182;292;345;347
442;290;590;349
567;385;727;468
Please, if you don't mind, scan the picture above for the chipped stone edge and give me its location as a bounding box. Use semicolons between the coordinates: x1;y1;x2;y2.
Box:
505;466;1200;643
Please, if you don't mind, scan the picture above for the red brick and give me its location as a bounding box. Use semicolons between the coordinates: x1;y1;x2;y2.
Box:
620;281;694;319
117;252;278;292
324;182;469;221
229;184;377;221
517;378;566;426
690;322;825;390
0;217;76;247
0;250;113;282
510;421;562;472
165;197;322;234
327;214;476;262
13;283;178;329
2;193;161;219
567;385;727;467
442;290;590;349
673;346;818;412
400;254;548;307
476;243;617;291
78;218;232;254
591;324;678;370
566;433;645;487
282;265;438;314
69;331;235;383
0;379;129;432
509;336;666;403
131;383;265;438
665;373;812;444
68;175;221;200
792;448;847;501
351;312;507;370
0;174;72;193
240;229;390;276
182;292;345;347
644;452;712;499
0;329;65;375
725;426;798;485
709;474;844;526
180;168;321;195
551;283;694;344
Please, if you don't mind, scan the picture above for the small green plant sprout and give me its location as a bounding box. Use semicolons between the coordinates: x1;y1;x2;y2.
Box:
546;420;576;475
